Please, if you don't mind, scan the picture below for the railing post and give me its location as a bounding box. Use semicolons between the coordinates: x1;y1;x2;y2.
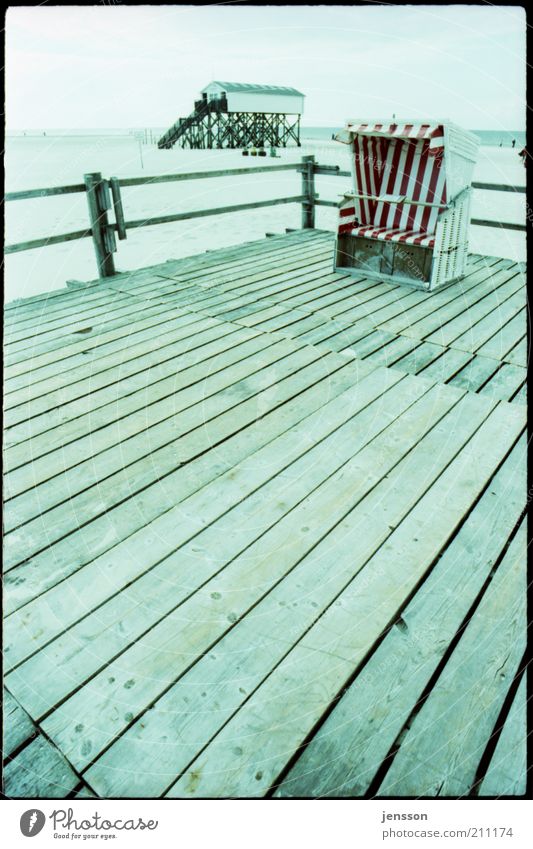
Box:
84;172;116;278
301;155;316;229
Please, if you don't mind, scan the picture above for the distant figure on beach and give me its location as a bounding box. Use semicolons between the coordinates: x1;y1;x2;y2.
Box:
518;147;527;167
499;141;502;147
512;138;516;148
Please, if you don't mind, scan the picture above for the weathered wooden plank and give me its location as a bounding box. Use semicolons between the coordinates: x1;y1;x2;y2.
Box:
5;236;265;316
3;735;79;797
119;230;331;296
4;300;190;379
4;353;368;589
45;379;465;779
295;315;370;349
4;290;132;345
512;383;527;405
4;336;309;510
333;285;427;330
3;234;527;801
478;672;527;797
84;387;493;796
4;315;230;432
343;328;398;359
74;782;98;799
3;232;327;358
481;363;527;402
203;263;340;323
424;275;525;348
4;311;218;411
4;323;257;453
377;258;509;336
448;354;500;393
280;273;373;315
3;230;323;323
161;400;524;799
3;689;36;758
475;310;526;362
503;335;528;367
9;367;414;723
316;282;403;324
254;308;332;337
222;274;369;330
397;265;521;343
419;348;473;383
364;335;420;368
120;237;333;306
379;517;526;797
141;248;335;319
275;434;527;796
393;340;444;374
90;243;331;328
226;272;353;325
4;297;193;369
449;290;525;354
5;357;390;670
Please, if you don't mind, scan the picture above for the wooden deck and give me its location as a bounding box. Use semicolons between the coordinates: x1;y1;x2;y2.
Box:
3;229;527;798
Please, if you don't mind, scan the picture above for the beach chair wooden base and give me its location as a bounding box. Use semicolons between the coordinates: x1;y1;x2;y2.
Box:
335;233;434;290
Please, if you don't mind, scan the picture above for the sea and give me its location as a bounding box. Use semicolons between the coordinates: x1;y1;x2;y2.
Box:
7;127;526;147
302;128;526;147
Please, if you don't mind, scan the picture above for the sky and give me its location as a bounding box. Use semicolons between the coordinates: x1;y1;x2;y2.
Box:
5;4;527;130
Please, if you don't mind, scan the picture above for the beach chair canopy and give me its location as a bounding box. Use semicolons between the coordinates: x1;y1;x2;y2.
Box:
335;121;477;248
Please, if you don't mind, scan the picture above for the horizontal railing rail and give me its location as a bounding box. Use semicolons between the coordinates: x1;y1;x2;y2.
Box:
5;157;526;279
119;196;306;231
5;183;87;202
117;162;300;188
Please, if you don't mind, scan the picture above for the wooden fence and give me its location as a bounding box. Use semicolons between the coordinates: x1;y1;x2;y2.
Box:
5;156;527;279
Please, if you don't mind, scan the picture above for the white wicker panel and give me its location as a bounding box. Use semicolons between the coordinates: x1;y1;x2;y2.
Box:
445;125;479;202
430;191;472;289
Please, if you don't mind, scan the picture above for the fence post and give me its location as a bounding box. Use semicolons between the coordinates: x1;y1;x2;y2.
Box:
301;155;316;229
84;172;116;278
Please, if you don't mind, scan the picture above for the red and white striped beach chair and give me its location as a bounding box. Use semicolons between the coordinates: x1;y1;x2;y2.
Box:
334;121;479;291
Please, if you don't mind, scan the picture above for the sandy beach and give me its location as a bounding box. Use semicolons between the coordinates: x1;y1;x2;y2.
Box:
5;135;526;303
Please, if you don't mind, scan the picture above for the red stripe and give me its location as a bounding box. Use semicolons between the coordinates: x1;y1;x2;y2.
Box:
405;142;431;231
391;140;416;230
383;228;407;241
353;136;369;224
377;138;403;228
397;230;421;244
340;206;356;218
370;135;380;219
412;233;435;246
338;222;354;235
362;136;374;222
418;157;440;233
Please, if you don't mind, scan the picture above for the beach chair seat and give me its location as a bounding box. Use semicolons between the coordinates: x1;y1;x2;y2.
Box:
334;121;479;291
343;225;435;248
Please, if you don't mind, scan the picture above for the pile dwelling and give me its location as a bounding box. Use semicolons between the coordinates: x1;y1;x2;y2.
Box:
158;81;304;150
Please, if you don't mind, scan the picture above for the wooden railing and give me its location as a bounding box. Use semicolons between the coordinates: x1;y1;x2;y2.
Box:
5;156;526;279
